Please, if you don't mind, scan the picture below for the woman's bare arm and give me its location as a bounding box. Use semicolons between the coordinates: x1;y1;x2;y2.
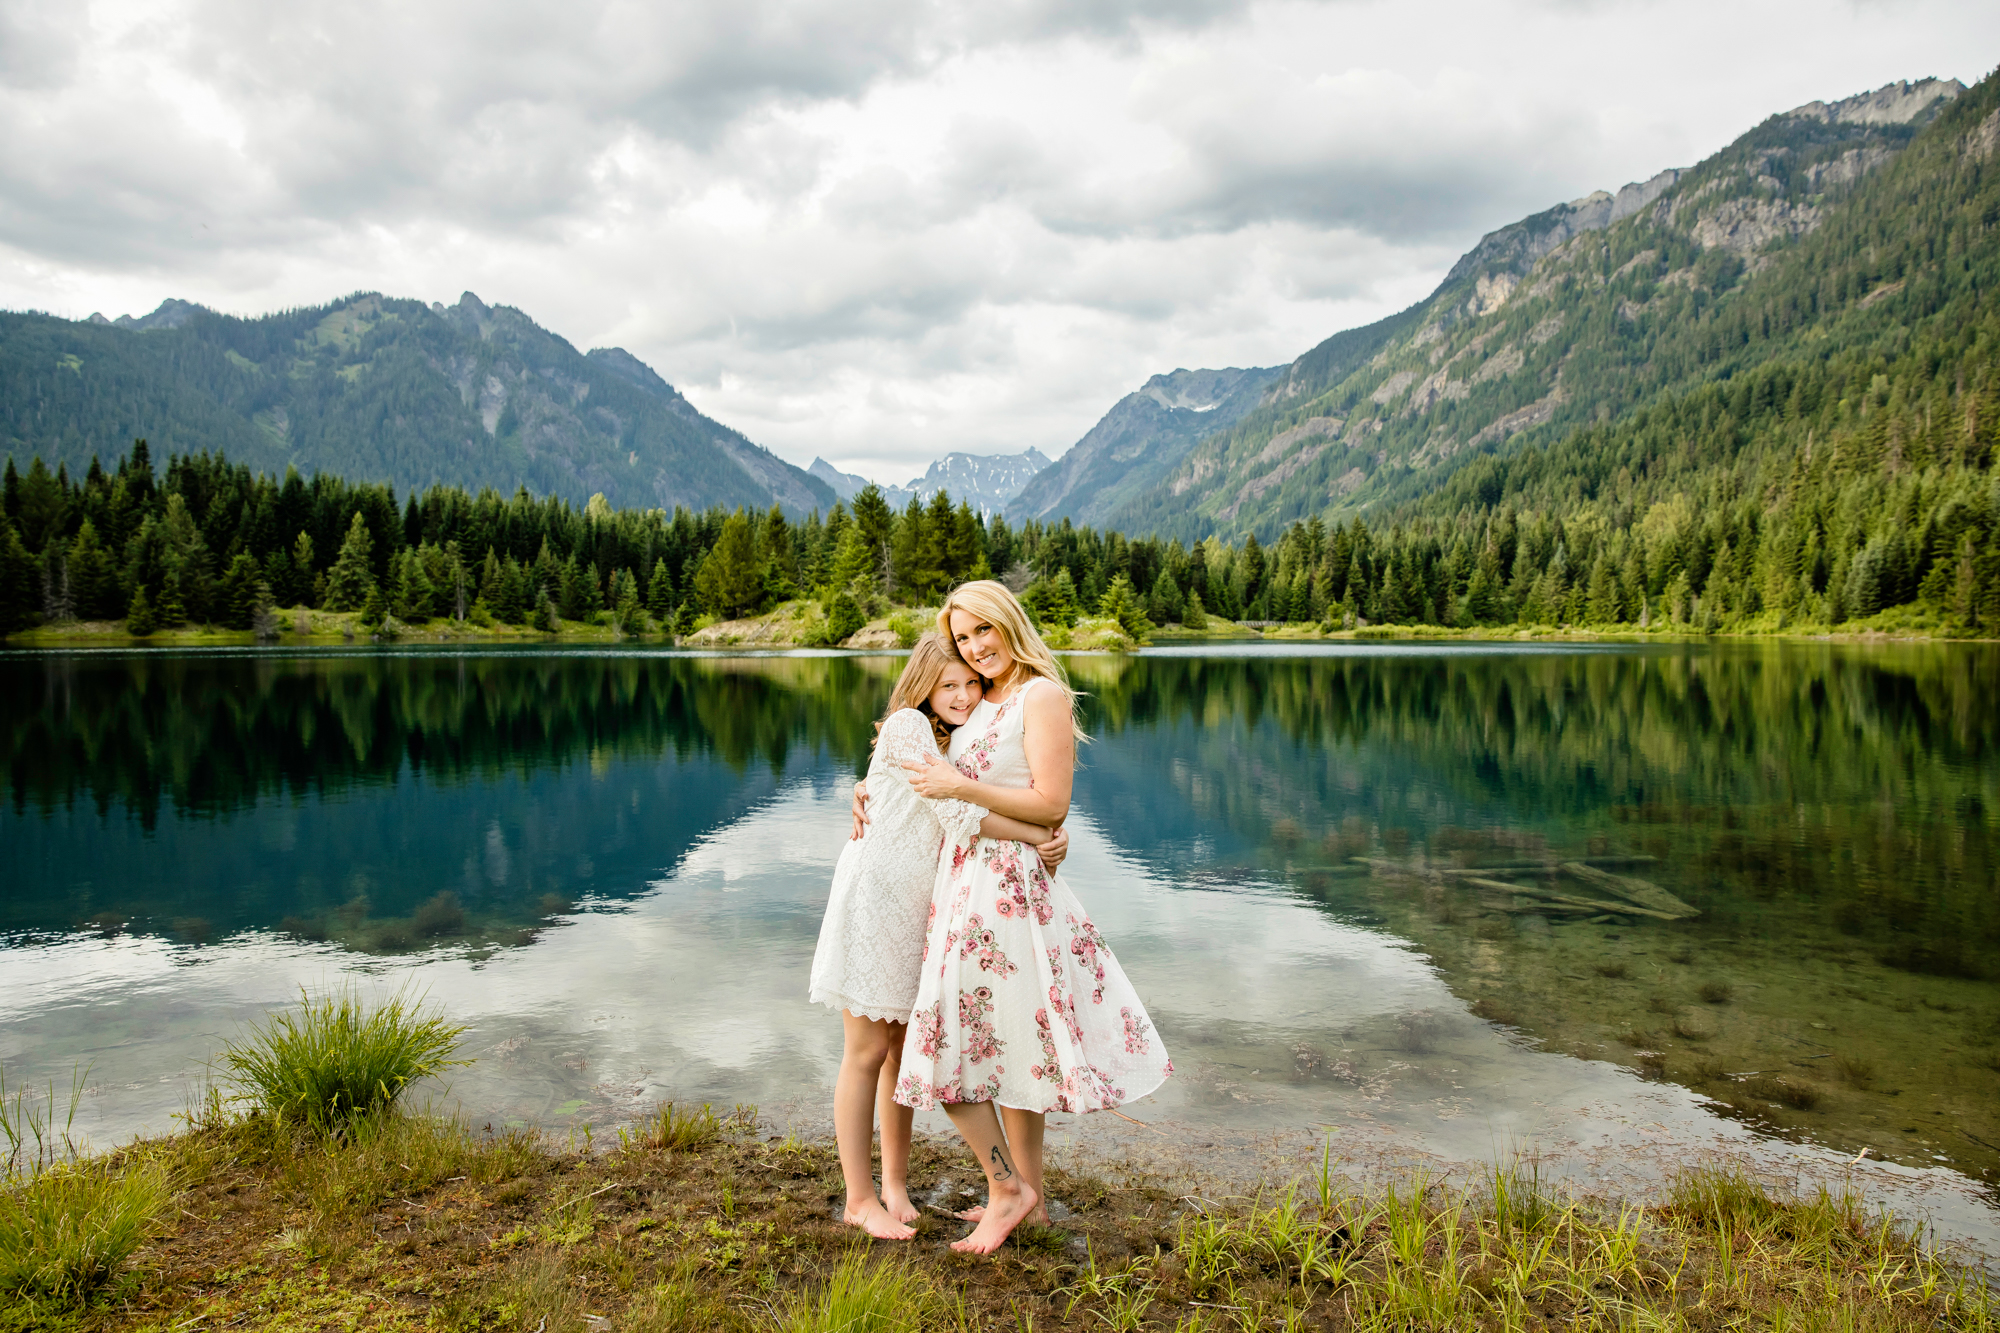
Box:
902;686;1073;826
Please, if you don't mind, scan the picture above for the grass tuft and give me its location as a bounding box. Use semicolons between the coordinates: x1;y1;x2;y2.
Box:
627;1101;725;1154
0;1158;170;1310
0;1065;170;1313
221;986;468;1133
782;1249;939;1333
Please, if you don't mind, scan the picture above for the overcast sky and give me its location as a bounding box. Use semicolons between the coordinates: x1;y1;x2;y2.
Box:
1;1;1992;483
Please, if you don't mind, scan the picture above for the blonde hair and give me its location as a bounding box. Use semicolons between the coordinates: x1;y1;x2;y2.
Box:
876;632;974;752
935;580;1088;742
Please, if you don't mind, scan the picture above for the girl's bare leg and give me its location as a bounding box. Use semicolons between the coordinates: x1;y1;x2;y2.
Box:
835;1012;912;1239
876;1030;919;1223
941;1100;1039;1254
955;1106;1050;1225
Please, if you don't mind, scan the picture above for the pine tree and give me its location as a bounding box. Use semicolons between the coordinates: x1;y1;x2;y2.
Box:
291;532;317;606
647;559;676;618
0;521;36;634
694;510;763;618
69;519;119;619
1097;574;1154;642
219;552;264;630
1147;569;1185;625
323;513;377;611
124;584;157;637
851;484;895;585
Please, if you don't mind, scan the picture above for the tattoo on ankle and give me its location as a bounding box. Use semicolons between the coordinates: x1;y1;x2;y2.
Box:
989;1145;1015;1181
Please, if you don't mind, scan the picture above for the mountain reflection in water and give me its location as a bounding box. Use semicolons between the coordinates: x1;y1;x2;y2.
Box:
1;641;1995;1219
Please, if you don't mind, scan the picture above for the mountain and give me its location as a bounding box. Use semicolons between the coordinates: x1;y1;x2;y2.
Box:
1;291;835;516
911;448;1051;515
1007;366;1281;526
1099;76;1971;541
808;458;919;509
809;448;1052;514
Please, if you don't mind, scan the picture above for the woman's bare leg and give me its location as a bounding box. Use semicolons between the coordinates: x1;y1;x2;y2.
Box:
941;1100;1038;1254
875;1027;919;1223
955;1106;1050;1225
835;1012;912;1239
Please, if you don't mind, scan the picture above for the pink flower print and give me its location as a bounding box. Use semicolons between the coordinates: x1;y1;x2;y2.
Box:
895;1070;933;1109
957;985;1004;1064
913;1000;949;1060
1121;1007;1152;1055
955;731;999;779
1029;1008;1061;1083
1068;913;1110;1003
955;913;1018;978
951;841;976;874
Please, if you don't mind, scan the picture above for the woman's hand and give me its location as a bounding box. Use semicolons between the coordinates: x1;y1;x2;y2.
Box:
902;754;964;801
1036;827;1070;871
849;780;870;840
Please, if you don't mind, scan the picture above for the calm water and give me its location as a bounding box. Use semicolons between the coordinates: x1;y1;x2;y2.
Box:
3;642;1997;1244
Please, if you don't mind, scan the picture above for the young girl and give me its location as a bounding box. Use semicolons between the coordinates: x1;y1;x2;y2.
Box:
809;633;1064;1240
894;581;1172;1253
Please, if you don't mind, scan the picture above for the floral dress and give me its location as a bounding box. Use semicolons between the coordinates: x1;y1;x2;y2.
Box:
894;678;1172;1114
810;709;988;1024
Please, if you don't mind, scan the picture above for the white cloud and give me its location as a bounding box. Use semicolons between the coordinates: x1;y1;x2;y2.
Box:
0;0;1992;483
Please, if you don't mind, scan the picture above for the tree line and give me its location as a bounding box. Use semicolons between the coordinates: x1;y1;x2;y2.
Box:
3;322;1997;645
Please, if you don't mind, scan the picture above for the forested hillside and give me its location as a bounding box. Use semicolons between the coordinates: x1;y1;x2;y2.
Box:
0;291;833;516
1109;76;1982;543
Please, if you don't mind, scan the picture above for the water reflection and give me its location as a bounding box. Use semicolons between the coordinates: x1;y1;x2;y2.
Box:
1;641;1996;1225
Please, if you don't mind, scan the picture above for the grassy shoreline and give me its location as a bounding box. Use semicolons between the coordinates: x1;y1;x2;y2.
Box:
6;1104;1993;1332
4;603;1986;652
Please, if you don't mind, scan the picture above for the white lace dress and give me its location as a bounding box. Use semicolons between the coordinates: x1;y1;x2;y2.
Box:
894;678;1173;1114
809;709;988;1024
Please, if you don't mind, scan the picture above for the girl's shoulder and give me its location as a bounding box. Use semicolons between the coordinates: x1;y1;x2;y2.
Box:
876;707;941;760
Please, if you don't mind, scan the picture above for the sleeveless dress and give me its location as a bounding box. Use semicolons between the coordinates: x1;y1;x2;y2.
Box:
809;709;988;1024
894;678;1172;1114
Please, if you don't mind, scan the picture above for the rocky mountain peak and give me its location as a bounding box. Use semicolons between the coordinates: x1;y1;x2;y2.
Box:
1787;78;1965;128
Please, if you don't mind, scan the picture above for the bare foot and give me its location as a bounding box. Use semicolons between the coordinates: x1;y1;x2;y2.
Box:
843;1199;915;1240
951;1184;1039;1254
953;1202;1051;1226
881;1189;921;1225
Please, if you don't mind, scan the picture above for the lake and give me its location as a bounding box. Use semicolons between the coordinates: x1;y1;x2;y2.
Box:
3;640;1997;1248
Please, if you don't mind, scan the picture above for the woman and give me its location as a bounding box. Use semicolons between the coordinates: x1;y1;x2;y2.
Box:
893;580;1172;1254
810;633;1068;1239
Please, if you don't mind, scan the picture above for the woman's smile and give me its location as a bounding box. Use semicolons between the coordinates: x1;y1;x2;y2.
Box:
949;611;1013;681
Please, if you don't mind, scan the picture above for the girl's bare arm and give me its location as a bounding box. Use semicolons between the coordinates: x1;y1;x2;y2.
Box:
979;812;1052;844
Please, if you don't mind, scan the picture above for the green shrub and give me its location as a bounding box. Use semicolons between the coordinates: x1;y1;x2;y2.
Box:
222;987;467;1133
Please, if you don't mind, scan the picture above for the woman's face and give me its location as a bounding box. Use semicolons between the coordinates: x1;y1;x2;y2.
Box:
928;660;984;725
949;608;1014;681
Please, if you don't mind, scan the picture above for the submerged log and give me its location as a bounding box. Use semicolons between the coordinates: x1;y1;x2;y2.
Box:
1558;861;1698;918
1458;876;1668;919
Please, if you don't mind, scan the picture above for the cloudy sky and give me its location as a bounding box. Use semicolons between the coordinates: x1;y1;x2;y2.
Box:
1;1;1992;483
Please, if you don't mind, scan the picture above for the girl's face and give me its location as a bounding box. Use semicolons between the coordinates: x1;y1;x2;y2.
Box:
949;608;1014;681
928;660;984;725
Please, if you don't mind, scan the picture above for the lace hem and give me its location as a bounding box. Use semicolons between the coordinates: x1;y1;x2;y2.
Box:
809;987;914;1025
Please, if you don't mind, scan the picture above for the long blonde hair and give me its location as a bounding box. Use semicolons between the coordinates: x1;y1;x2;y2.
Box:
935;580;1088;742
876;632;971;752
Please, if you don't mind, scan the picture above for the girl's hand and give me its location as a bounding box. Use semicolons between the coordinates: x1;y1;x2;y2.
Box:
902;754;963;800
850;781;870;840
1036;827;1070;871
